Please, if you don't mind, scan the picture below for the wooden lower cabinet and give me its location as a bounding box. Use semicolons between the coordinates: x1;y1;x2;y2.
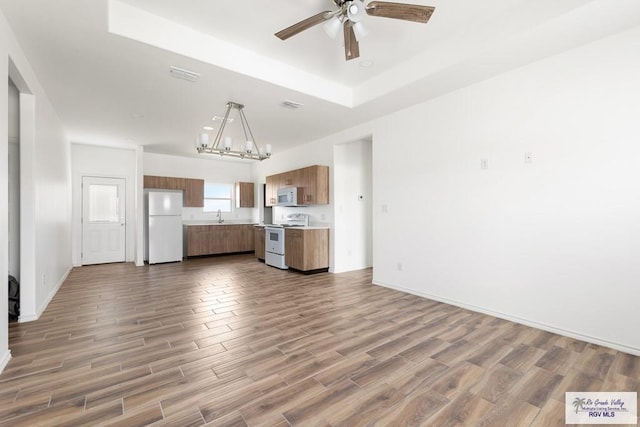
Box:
254;226;265;260
186;224;255;256
285;228;329;271
186;226;210;256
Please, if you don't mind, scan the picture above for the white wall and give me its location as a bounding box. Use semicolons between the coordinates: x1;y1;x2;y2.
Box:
144;152;255;222
370;26;640;354
257;26;640;354
333;139;373;273
71;144;138;266
8;80;20;279
0;13;9;371
1;7;73;372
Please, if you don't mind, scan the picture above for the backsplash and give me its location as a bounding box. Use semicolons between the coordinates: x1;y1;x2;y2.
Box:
182;206;254;222
272;205;333;227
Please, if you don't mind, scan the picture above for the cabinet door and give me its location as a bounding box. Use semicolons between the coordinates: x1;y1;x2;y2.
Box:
301;165;329;205
284;229;304;270
144;175;168;189
224;226;240;253
208;226;226;254
235;182;255;208
265;175;278;207
255;227;265;259
187;226;209;256
312;165;329;205
303;229;329;270
285;228;329;271
294;167;313;204
184;178;204;207
281;171;295;187
166;177;186;190
243;225;255;251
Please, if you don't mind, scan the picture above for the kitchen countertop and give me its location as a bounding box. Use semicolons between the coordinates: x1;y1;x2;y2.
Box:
183;221;257;226
256;224;330;230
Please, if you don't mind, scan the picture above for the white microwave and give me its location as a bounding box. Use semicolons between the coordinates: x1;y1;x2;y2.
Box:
277;187;306;207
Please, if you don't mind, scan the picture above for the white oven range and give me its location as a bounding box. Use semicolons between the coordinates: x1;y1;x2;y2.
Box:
264;213;309;270
265;226;287;269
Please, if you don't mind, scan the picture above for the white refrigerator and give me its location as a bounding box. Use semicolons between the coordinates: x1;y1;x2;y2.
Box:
145;190;183;264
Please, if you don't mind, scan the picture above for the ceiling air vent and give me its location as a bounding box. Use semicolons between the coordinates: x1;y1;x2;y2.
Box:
169;66;200;82
282;100;304;110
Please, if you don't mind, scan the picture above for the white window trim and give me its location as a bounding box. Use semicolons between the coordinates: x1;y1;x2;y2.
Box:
203;182;233;213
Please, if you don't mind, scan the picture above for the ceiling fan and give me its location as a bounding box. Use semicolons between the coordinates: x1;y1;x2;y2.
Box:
275;0;435;61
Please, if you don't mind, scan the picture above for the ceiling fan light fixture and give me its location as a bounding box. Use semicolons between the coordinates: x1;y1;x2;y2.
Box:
323;15;342;39
347;0;366;22
352;21;368;41
274;0;435;62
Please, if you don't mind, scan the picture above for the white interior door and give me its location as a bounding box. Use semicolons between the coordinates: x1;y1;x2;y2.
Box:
82;177;126;265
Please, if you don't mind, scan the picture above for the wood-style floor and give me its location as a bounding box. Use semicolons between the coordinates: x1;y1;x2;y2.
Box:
1;255;639;426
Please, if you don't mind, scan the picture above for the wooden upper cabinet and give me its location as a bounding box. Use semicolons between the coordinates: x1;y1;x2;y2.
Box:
144;175;203;207
265;175;278;207
144;175;185;190
264;165;329;206
166;177;185;190
143;175;167;189
235;182;255;208
296;165;329;205
184;178;204;207
281;171;295;187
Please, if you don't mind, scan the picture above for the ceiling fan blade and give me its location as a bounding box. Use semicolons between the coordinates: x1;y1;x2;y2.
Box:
275;11;332;40
343;22;360;61
365;1;435;23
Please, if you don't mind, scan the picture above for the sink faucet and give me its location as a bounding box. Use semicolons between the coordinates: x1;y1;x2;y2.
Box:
216;209;224;223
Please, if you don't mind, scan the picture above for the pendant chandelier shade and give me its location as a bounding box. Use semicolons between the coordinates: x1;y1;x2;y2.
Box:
196;101;271;161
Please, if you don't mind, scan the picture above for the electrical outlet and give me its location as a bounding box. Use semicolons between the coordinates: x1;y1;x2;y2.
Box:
397;262;403;272
480;158;489;170
382;204;389;213
524;152;533;164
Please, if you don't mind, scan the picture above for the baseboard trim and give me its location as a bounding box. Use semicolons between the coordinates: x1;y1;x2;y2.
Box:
0;350;11;373
372;279;640;357
19;266;72;323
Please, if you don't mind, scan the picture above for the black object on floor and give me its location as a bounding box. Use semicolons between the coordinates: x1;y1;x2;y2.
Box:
8;275;19;322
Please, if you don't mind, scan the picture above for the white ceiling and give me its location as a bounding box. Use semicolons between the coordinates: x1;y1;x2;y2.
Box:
1;0;639;159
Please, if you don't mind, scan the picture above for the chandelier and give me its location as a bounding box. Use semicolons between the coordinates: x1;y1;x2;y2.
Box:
196;101;271;160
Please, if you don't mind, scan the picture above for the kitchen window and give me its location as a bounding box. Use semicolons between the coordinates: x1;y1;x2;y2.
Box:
203;183;232;212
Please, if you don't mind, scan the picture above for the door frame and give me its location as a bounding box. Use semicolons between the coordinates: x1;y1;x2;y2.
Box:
81;175;127;265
